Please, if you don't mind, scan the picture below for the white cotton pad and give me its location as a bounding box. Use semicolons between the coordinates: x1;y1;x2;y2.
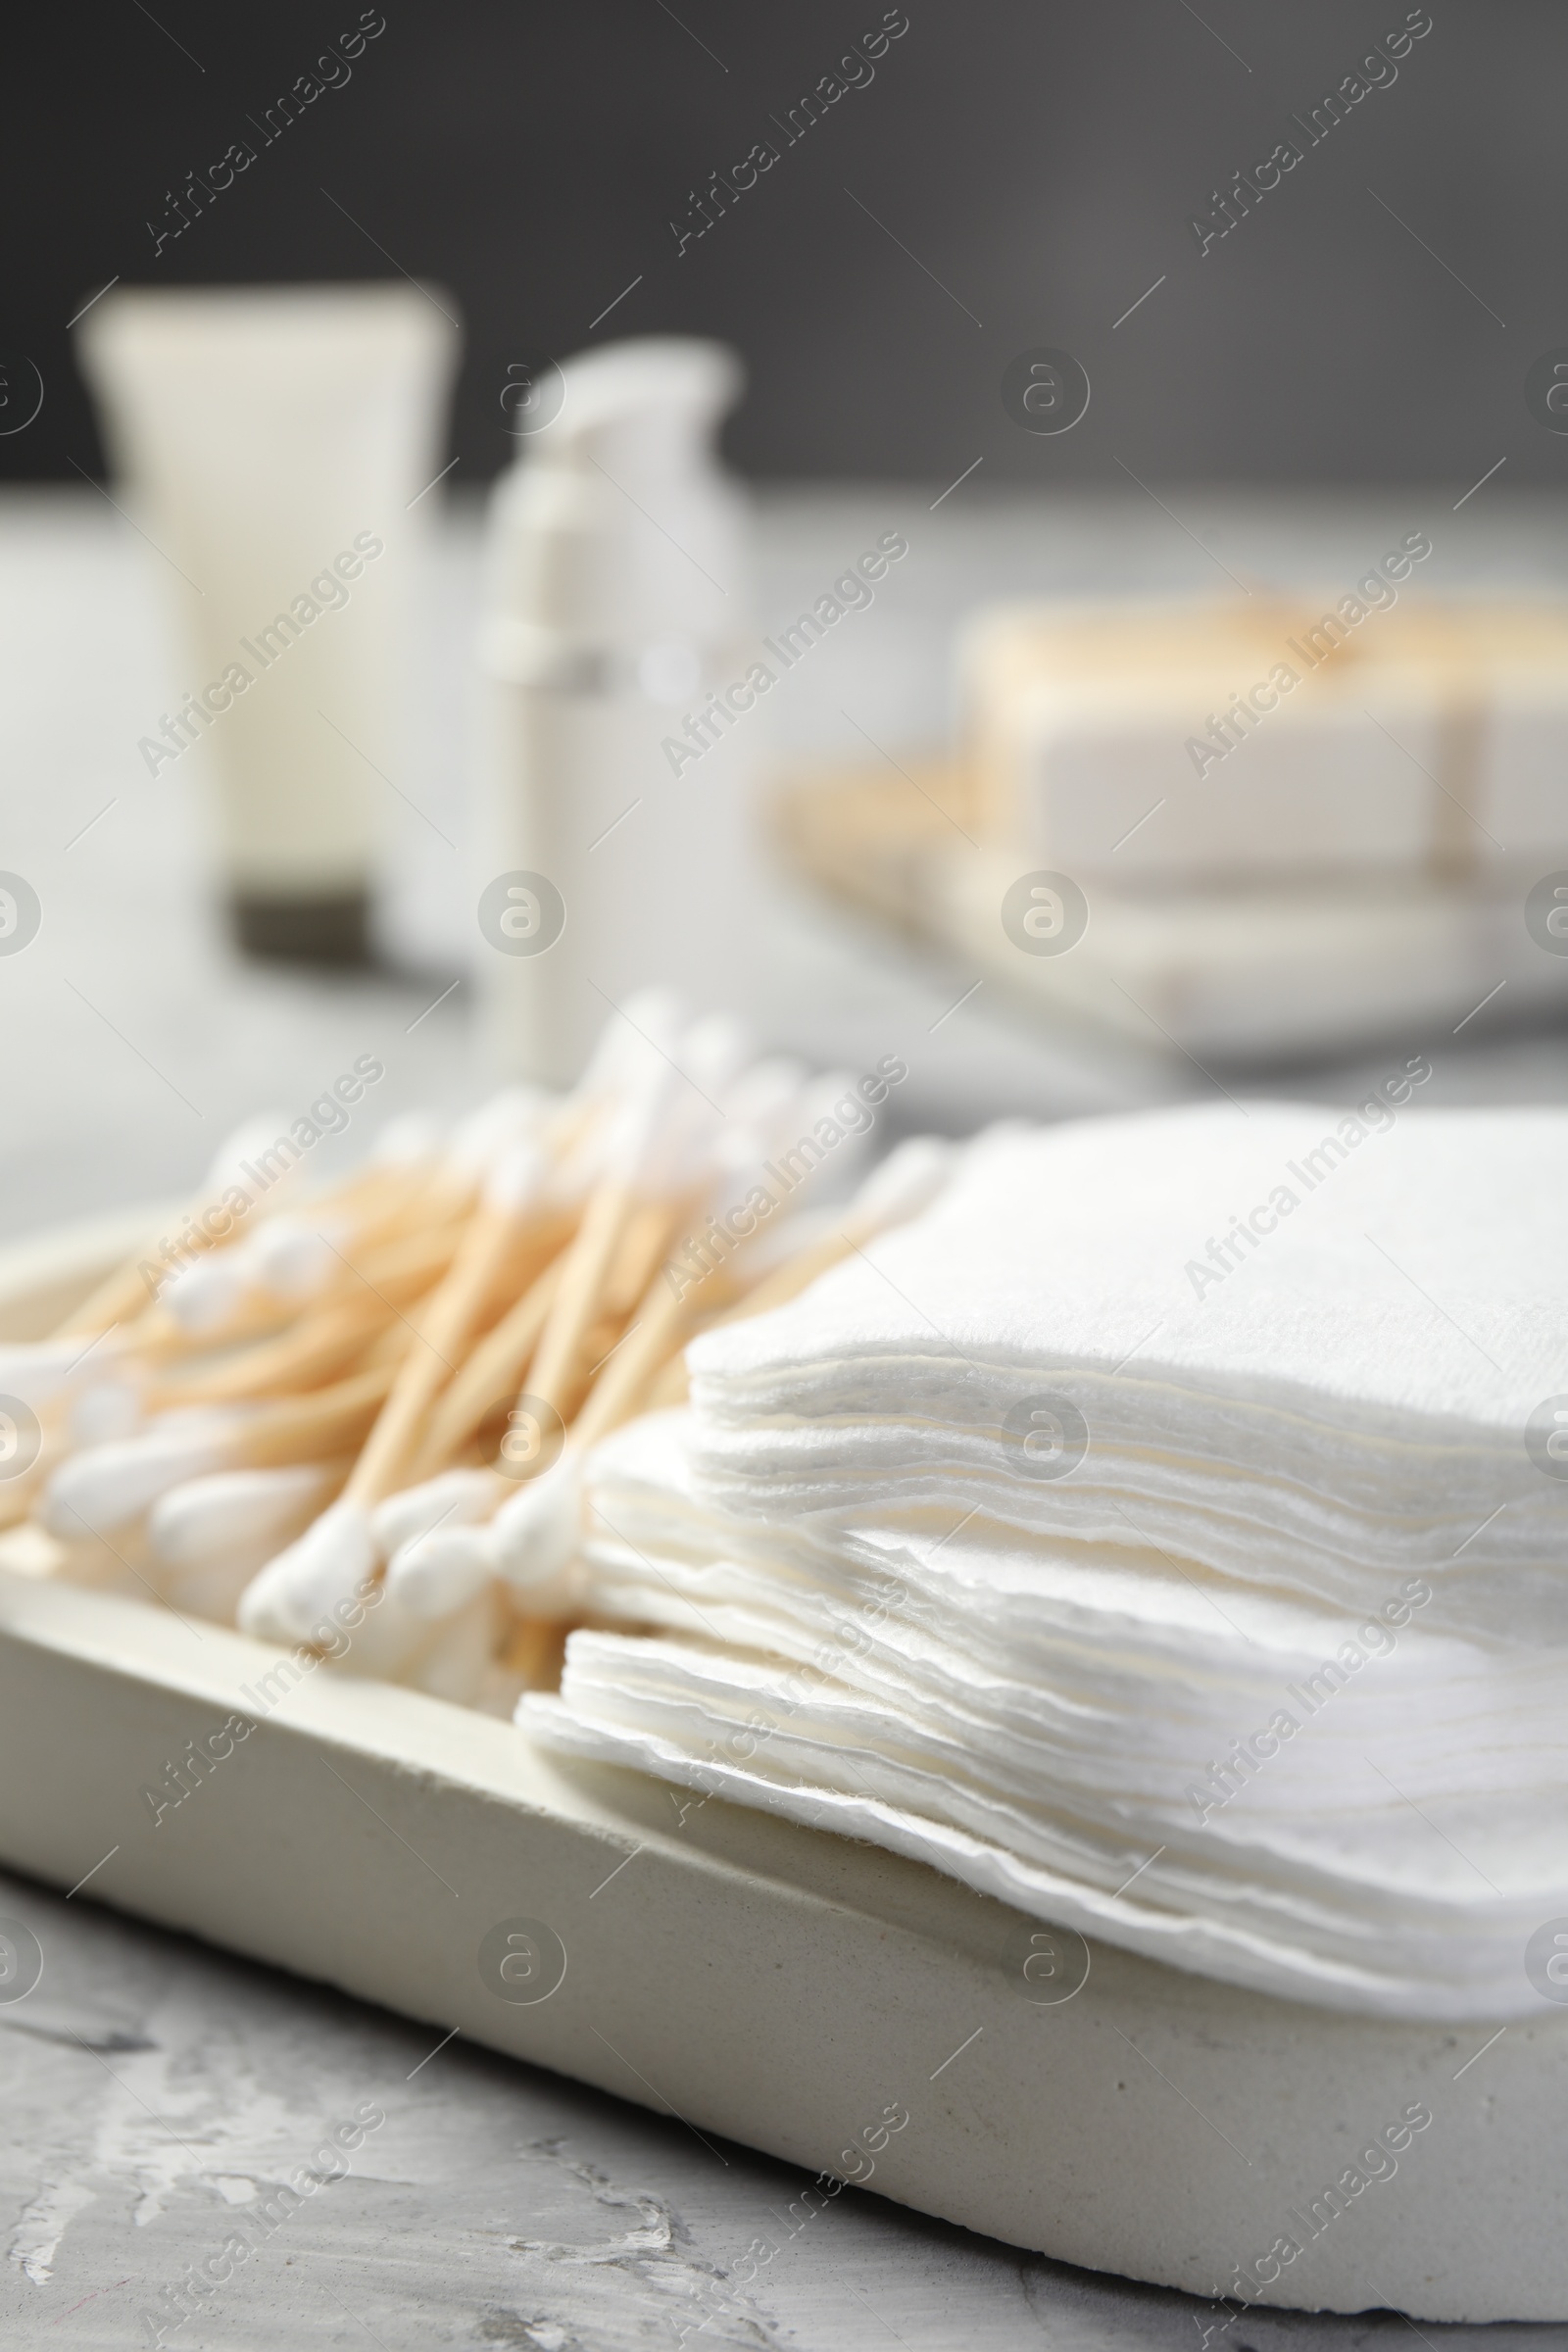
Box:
528;1104;1568;2023
236;1498;376;1645
525;1401;1544;2020
685;1103;1568;1642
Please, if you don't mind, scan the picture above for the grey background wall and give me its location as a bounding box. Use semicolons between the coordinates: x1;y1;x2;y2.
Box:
5;0;1561;487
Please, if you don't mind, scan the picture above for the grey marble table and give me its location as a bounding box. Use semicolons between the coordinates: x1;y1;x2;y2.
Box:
3;1858;1556;2352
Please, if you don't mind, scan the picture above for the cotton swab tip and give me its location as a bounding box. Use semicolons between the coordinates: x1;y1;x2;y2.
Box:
369;1111;443;1167
369;1468;497;1562
247;1217;342;1301
487;1456;583;1602
236;1499;377;1645
40;1420;234;1540
67;1376;145;1449
204;1115;295;1197
383;1524;494;1620
482;1136;552;1215
149;1463;336;1574
162;1253;249;1334
0;1343;88;1416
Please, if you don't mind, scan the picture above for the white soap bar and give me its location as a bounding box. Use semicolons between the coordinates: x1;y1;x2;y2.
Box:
960;597;1568;888
1476;686;1568;863
1003;666;1439;882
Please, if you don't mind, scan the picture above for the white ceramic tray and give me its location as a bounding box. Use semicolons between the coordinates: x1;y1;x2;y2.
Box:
0;1214;1562;2326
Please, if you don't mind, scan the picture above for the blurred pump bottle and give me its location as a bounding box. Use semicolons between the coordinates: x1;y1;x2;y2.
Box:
477;337;760;1082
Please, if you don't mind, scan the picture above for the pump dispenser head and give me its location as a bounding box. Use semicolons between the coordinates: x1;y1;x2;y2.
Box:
484;337;746;650
540;337;742;486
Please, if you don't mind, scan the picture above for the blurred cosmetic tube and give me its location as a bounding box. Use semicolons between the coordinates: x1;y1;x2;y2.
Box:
79;284;462;965
477;336;760;1084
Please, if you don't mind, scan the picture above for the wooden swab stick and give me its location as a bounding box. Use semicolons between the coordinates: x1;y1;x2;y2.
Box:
523;1167;645;1422
515;1044;714;1425
642;1139;957;1410
231;1364;400;1468
150;1221;471;1403
75;1188;466;1384
36;1367;396;1542
232;1135;564;1645
602;1197;687;1316
49;1116;436;1344
337;1143;554;1513
290;1022;702;1616
568;1260;710;1453
406;1249;568;1480
152;1293;390;1405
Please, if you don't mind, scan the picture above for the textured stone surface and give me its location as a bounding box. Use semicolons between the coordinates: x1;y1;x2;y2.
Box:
3;1861;1551;2352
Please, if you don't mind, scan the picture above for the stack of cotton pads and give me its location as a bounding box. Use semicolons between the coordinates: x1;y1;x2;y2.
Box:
526;1100;1568;2017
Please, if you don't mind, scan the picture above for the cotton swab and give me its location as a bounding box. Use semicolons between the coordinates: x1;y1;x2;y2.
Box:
519;1012;750;1412
369;1467;498;1561
40;1358;402;1547
48;1115;302;1342
520;1064;680;1429
383;1022;749;1617
388;1038;687;1484
3;1116;440;1455
420;1138;748;1618
383;1522;494;1620
237;1136;559;1642
328;1136;555;1495
148;1461;347;1581
475;1135;767;1614
39;1408;250;1541
402;1251;567;1479
398;1587;502;1704
149;1096;537;1353
717;1133;955;1317
151;1218;472;1408
491;1138;950;1580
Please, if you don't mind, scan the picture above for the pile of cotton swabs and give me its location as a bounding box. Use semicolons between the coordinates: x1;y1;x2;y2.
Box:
0;998;943;1710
